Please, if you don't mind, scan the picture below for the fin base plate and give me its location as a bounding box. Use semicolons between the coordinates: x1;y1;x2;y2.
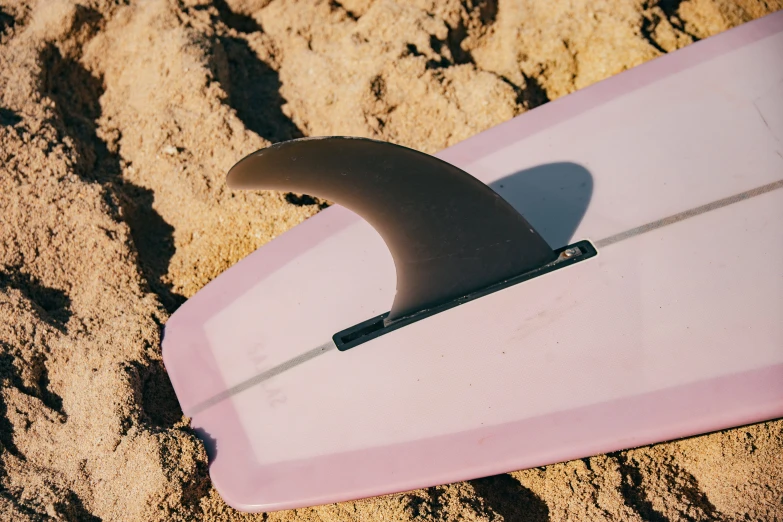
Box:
334;240;598;351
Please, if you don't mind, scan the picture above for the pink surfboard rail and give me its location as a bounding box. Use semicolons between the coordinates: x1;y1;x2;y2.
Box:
162;11;783;513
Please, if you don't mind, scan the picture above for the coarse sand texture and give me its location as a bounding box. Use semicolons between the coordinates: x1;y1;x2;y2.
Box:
1;0;782;520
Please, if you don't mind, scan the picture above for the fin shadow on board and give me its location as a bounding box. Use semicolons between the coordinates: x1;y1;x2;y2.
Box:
194;427;219;462
490;162;593;249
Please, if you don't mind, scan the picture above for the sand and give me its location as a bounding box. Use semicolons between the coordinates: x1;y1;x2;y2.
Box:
0;0;781;520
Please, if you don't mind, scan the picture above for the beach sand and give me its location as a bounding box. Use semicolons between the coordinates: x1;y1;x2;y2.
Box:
1;0;781;520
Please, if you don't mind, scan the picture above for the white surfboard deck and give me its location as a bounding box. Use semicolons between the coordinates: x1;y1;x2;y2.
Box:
162;11;783;513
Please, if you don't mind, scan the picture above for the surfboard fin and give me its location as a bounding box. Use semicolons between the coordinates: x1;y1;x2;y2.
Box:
227;136;561;322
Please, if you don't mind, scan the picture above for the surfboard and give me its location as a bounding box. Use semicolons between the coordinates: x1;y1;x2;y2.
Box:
162;11;783;513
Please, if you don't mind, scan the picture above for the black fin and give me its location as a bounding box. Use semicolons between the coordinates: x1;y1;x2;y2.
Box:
227;137;556;321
